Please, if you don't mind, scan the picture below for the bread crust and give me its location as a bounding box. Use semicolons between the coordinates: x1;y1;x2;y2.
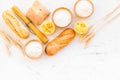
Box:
2;10;30;39
45;28;76;56
26;1;50;25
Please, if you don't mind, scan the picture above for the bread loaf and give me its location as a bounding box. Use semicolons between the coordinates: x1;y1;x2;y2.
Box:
26;1;50;25
2;10;30;39
45;28;76;56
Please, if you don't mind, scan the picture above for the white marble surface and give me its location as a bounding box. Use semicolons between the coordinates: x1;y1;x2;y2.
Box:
0;0;120;80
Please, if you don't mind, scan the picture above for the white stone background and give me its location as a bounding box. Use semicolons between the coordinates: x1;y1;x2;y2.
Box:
0;0;120;80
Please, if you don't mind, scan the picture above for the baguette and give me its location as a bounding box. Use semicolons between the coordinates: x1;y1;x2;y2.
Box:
2;10;30;39
45;28;76;56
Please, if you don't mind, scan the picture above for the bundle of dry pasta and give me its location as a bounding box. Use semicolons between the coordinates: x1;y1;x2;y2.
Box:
12;6;48;44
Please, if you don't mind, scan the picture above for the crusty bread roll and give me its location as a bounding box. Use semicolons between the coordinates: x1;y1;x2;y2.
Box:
45;28;76;56
26;1;50;25
2;10;30;39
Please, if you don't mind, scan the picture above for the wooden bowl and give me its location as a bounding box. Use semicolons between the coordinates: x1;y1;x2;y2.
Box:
52;7;73;28
74;0;94;18
24;40;44;60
